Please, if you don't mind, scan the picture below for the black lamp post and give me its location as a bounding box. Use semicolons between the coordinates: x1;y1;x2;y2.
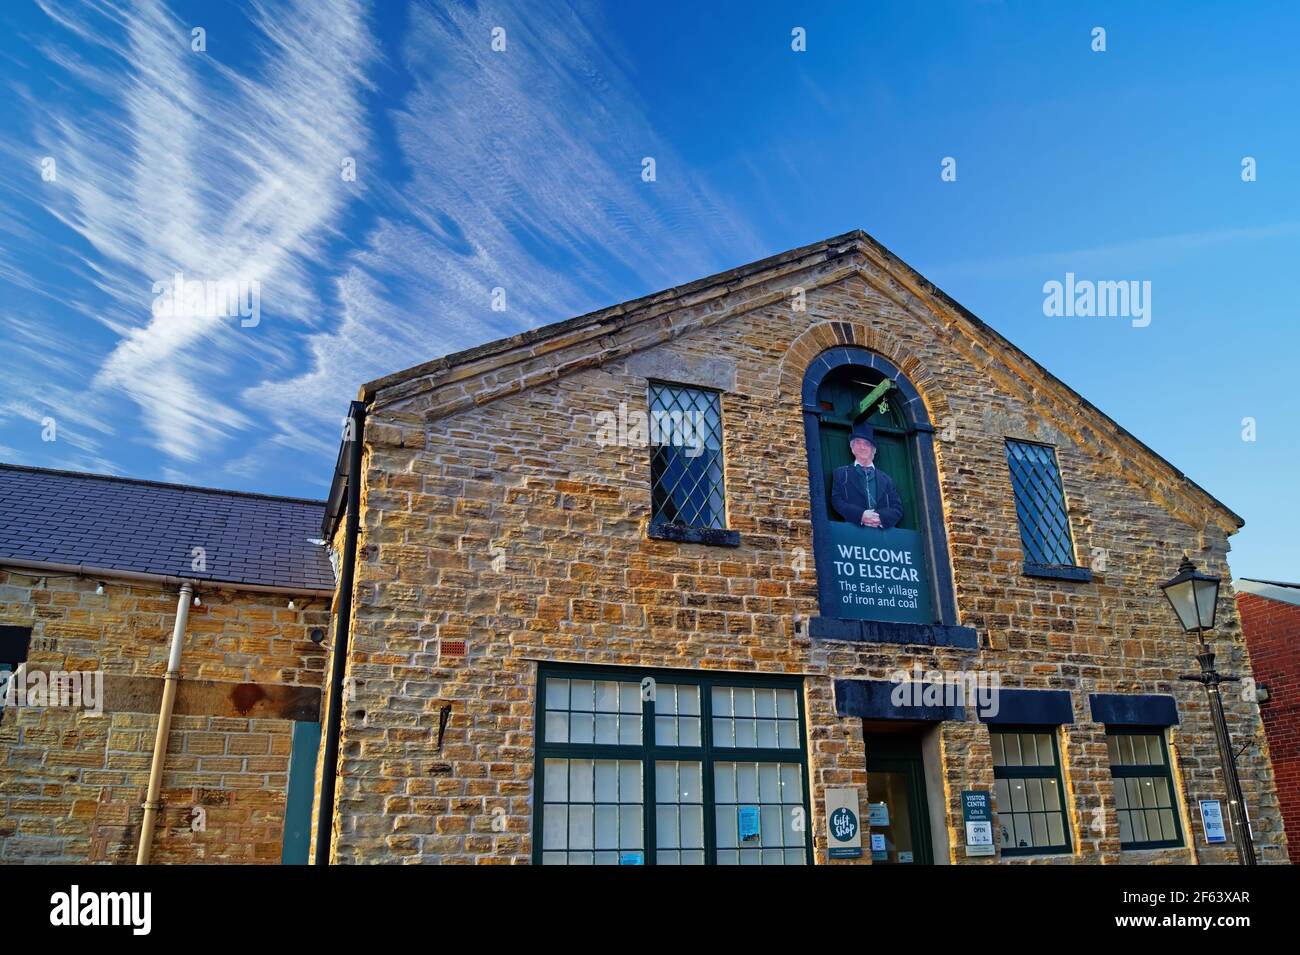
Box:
1159;554;1255;865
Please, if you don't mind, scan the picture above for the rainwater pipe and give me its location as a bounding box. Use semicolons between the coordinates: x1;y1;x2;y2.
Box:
314;400;365;864
136;579;193;864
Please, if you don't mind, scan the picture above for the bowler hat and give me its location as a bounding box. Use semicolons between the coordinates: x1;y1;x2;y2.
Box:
849;423;876;447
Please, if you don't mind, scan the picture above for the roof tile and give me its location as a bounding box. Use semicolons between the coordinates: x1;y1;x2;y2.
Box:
0;465;334;592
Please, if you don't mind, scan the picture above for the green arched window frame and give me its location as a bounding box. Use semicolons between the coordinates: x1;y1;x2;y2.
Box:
800;347;962;631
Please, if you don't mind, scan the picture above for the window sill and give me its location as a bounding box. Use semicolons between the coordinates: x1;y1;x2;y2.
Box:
809;617;979;649
1022;563;1092;583
1119;842;1186;853
647;523;740;547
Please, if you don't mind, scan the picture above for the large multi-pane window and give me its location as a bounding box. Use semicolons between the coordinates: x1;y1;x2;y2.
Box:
991;727;1073;856
535;665;811;865
1106;728;1183;850
1004;440;1077;569
648;382;726;530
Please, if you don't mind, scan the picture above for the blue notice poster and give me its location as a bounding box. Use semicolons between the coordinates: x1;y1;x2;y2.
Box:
738;805;761;843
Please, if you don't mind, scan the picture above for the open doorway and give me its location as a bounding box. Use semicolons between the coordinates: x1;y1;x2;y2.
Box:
865;729;935;865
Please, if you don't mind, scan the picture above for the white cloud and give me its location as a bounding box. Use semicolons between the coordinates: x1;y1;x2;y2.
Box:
9;0;759;485
245;0;760;444
22;0;375;461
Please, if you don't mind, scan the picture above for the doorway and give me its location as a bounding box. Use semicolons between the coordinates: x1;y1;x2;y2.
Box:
865;731;934;865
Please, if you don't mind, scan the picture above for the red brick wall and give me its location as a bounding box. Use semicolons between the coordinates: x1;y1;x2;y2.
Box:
1237;590;1300;864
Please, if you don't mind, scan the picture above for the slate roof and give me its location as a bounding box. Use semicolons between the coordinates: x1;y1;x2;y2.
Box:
0;464;334;593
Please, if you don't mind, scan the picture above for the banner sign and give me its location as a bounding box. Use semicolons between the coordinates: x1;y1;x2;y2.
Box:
826;523;933;624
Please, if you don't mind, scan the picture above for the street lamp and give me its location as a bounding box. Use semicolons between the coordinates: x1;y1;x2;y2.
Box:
1160;554;1255;865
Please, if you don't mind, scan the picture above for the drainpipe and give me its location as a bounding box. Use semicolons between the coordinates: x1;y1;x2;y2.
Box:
136;580;193;864
315;401;365;864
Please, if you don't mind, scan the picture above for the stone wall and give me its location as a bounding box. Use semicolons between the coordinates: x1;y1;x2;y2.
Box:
0;569;326;863
327;247;1285;864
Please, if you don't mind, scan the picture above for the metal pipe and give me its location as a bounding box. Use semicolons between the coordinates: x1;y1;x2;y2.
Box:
0;557;333;599
136;580;193;864
314;400;365;865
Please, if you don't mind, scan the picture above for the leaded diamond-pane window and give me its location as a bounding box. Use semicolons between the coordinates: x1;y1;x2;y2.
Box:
1005;440;1077;567
649;382;725;530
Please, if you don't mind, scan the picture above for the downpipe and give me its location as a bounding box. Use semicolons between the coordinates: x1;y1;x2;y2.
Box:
136;580;193;864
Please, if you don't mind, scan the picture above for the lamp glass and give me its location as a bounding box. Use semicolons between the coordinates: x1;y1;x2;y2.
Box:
1162;578;1201;633
1192;577;1219;630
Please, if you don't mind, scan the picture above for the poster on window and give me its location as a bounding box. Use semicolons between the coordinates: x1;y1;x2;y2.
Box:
824;423;933;624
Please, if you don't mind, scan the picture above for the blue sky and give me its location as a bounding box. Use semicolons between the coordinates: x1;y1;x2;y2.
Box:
1;0;1296;580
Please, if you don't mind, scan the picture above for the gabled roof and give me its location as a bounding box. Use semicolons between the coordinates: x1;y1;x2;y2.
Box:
0;463;334;593
357;228;1243;531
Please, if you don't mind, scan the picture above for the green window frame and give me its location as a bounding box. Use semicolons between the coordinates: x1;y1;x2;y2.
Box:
648;381;726;531
991;726;1073;857
1105;727;1184;850
533;663;813;865
1004;439;1079;569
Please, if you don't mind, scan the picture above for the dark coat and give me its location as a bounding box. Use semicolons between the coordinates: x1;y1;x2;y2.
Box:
831;463;904;529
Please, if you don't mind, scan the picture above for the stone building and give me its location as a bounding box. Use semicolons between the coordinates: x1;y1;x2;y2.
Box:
1;230;1287;866
0;464;331;863
313;230;1286;865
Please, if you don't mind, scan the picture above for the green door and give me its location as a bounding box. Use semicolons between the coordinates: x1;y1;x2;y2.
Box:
865;734;934;865
280;720;321;864
816;375;920;530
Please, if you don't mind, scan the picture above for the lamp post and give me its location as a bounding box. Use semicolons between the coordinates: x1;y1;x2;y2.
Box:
1159;554;1255;865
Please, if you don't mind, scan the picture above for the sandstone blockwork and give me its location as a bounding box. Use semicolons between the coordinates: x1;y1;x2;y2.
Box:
0;570;326;863
321;237;1287;865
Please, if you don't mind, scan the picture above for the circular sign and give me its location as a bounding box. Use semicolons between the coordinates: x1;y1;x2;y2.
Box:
829;806;859;842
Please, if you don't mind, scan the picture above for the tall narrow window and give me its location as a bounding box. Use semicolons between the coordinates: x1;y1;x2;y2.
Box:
648;382;725;530
535;666;811;865
1106;728;1183;849
991;727;1073;856
1005;440;1078;569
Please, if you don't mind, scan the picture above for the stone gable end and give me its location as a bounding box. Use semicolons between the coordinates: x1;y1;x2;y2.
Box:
325;240;1281;865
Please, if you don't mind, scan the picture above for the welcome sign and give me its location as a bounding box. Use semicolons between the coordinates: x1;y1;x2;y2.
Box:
826;523;933;624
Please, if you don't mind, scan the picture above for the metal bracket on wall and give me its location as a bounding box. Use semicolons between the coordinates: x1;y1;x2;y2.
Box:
854;378;893;419
436;704;452;752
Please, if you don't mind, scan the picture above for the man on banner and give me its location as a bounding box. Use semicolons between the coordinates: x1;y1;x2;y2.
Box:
831;423;903;530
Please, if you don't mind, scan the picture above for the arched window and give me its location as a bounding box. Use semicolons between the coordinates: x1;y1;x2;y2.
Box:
814;365;919;532
800;348;968;642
